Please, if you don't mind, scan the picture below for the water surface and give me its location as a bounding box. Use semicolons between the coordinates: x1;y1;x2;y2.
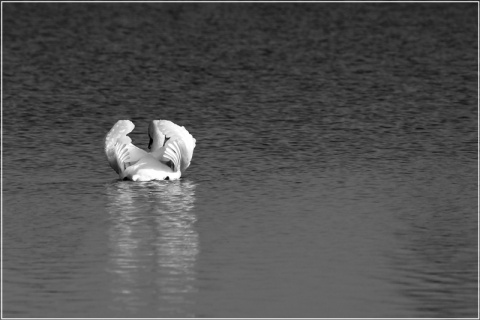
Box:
2;2;478;318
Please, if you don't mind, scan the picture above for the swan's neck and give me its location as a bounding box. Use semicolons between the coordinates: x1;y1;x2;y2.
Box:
150;137;164;152
148;121;165;152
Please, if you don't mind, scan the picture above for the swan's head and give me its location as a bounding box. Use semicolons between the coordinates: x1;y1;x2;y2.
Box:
147;120;165;151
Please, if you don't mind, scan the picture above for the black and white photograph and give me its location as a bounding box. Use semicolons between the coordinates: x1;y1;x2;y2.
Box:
1;1;478;318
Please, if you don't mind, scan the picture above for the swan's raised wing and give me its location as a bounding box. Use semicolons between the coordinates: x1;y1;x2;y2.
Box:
150;120;196;174
105;120;148;175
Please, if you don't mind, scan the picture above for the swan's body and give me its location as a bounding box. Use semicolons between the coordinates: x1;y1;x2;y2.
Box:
105;120;196;181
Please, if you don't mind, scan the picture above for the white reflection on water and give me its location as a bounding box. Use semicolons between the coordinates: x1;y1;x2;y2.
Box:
104;180;198;317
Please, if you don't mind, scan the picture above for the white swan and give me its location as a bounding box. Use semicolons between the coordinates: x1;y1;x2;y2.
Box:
105;120;196;181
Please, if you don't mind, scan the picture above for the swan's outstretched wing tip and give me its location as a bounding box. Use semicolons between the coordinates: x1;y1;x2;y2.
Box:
105;120;135;174
152;120;196;174
114;142;130;170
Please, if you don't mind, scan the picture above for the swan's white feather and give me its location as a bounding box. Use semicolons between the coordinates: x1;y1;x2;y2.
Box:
104;119;195;181
151;120;196;175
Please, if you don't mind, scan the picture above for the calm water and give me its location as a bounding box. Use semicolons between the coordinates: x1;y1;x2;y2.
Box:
2;3;478;318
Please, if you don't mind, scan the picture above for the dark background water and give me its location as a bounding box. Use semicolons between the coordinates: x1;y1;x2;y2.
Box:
2;2;478;318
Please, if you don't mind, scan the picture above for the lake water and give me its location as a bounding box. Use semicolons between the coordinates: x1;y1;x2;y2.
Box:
2;2;478;318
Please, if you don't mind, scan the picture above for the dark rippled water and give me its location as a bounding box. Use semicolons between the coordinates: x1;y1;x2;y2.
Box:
2;3;478;318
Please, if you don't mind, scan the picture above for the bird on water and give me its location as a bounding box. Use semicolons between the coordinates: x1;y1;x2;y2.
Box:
105;120;196;181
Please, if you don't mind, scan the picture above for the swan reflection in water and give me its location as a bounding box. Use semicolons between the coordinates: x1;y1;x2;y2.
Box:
105;180;198;317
